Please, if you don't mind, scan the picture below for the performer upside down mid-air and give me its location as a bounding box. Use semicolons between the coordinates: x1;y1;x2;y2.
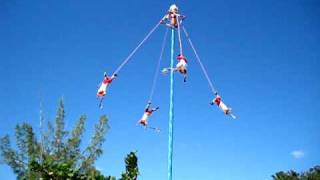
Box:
138;102;160;132
210;93;236;119
162;54;188;82
97;72;117;108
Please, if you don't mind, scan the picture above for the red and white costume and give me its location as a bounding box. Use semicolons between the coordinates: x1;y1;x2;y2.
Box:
212;95;236;119
176;54;188;71
97;74;116;97
139;110;152;126
161;54;188;82
139;104;159;127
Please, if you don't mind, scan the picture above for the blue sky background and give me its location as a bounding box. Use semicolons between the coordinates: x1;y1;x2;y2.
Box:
0;0;319;179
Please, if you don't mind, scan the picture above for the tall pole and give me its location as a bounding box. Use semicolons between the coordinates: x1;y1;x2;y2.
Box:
168;28;175;180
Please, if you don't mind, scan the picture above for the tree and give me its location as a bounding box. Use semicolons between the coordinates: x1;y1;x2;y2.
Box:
0;99;138;180
120;152;139;180
272;165;320;180
272;170;300;180
301;166;320;180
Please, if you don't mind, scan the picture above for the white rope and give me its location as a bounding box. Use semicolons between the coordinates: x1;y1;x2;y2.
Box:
148;27;169;102
182;26;218;94
114;21;161;75
177;15;183;55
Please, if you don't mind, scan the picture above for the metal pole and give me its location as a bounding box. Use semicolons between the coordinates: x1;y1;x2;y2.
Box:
168;28;175;180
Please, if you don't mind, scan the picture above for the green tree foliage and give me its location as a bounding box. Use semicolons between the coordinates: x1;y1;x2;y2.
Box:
0;135;25;179
272;165;320;180
0;99;138;180
120;152;139;180
81;115;109;171
301;166;320;180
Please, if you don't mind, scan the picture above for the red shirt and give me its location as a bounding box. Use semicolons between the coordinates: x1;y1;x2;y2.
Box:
145;108;154;116
214;96;221;106
177;55;187;63
103;77;113;84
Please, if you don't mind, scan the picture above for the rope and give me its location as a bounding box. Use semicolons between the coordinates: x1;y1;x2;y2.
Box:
168;28;175;180
148;27;169;102
146;126;161;133
182;26;218;94
114;21;161;75
98;97;104;109
177;15;183;55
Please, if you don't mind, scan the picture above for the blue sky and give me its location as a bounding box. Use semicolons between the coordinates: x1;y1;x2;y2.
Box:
0;0;320;179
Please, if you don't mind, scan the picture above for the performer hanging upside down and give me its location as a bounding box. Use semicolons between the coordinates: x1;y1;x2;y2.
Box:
96;72;117;109
210;93;236;119
160;4;185;28
176;54;188;82
138;102;160;131
162;54;188;82
97;72;117;97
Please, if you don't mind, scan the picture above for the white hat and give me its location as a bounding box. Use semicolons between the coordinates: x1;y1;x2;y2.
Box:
169;4;179;13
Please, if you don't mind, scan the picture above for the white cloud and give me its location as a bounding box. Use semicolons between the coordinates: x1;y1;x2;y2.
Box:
291;150;305;159
96;166;103;171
